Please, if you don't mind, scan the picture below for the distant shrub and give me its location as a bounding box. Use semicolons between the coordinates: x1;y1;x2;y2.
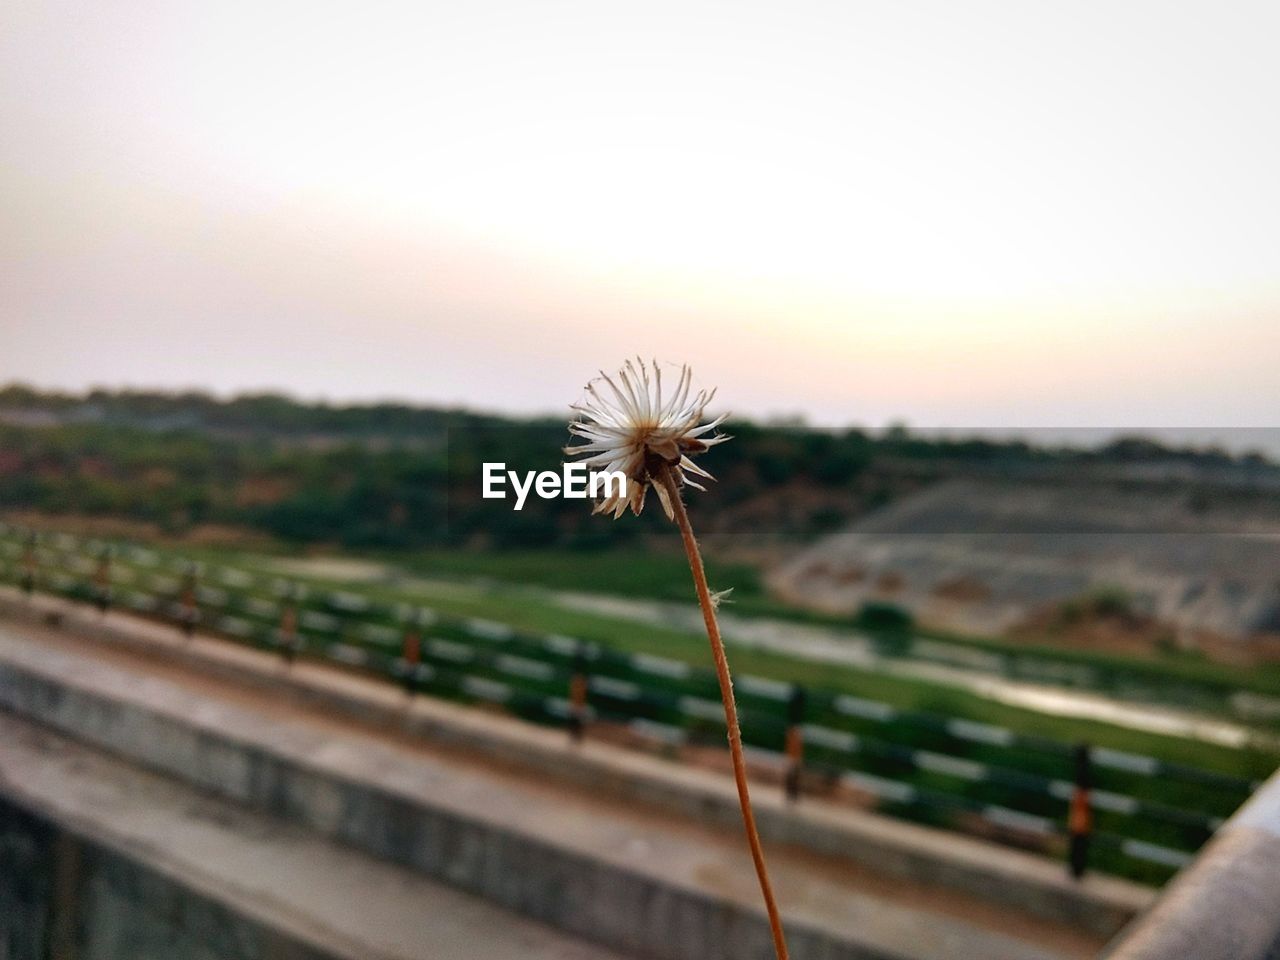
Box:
856;601;914;631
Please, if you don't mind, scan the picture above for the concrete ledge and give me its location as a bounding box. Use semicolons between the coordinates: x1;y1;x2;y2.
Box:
0;633;1095;960
0;714;624;960
0;588;1151;939
1102;768;1280;960
0;595;1134;958
0;797;339;960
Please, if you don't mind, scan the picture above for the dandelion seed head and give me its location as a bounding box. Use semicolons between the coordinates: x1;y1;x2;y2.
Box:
565;358;729;520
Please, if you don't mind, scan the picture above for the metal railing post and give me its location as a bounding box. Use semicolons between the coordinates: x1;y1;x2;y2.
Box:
568;642;588;743
1069;741;1093;879
280;592;298;665
785;685;807;802
178;563;198;638
20;532;37;597
93;547;112;614
402;628;421;694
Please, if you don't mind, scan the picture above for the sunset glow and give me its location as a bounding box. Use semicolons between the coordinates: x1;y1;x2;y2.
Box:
3;0;1277;425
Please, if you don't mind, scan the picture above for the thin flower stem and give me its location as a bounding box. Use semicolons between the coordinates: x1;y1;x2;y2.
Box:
657;463;789;960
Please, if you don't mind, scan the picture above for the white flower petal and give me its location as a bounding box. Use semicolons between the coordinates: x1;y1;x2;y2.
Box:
566;359;728;520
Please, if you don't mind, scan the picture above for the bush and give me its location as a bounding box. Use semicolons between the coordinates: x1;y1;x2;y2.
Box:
856;601;914;631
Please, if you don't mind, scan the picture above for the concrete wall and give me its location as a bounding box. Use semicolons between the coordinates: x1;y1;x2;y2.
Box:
0;659;854;960
0;796;335;960
0;799;56;960
0;590;1151;942
1101;769;1280;960
0;615;1095;960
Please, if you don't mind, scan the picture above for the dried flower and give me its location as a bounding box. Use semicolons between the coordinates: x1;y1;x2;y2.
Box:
566;359;788;960
565;358;729;520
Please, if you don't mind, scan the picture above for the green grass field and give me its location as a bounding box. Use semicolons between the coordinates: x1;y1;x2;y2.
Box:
205;548;1274;781
399;546;1280;696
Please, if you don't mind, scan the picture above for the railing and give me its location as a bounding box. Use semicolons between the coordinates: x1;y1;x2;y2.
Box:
0;523;1260;884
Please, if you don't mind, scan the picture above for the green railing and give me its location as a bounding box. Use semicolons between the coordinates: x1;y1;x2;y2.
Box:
0;523;1258;884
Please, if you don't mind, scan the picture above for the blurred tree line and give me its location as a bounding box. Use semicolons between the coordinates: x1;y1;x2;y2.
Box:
0;385;1269;550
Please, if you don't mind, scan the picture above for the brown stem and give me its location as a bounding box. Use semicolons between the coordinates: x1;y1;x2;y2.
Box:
656;463;789;960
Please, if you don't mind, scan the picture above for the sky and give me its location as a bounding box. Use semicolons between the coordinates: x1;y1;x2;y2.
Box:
2;0;1278;429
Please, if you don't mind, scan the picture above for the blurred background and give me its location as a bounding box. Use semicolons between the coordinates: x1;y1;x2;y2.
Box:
2;2;1279;959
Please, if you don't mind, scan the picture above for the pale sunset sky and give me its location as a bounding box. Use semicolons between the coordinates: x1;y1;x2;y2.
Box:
2;0;1277;428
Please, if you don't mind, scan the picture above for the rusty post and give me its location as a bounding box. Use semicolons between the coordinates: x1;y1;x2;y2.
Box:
1068;741;1093;879
402;628;421;694
784;685;806;802
93;547;112;614
178;563;198;638
280;594;298;665
20;531;36;597
567;642;588;742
